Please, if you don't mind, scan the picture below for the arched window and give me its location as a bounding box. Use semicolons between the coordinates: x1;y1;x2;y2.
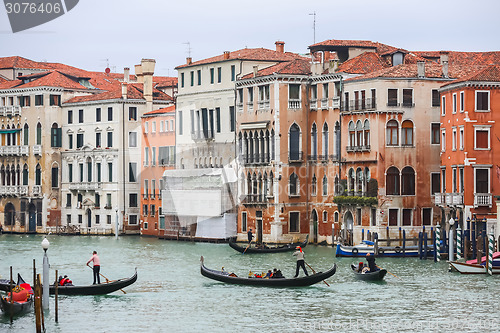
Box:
289;172;299;196
254;131;260;162
51;163;59;188
386;120;399;146
271;129;275;161
348;121;355;147
401;166;415;195
51;123;62;147
247;172;252;196
260;130;265;163
269;171;274;196
322;174;328;196
265;130;270;162
263;172;268;198
334;211;339;223
243;132;249;163
257;173;263;201
356;120;363;147
402;120;414;146
356;168;363;194
238;132;242;159
334;176;340;195
348;168;355;193
35;164;42;185
364;119;370;147
22;164;28;185
386;166;400;195
23;123;29;145
311;123;317;158
311;174;317;196
323;210;328;223
36;123;42;145
249;132;254;163
289;123;301;161
322;122;329;156
252;172;258;198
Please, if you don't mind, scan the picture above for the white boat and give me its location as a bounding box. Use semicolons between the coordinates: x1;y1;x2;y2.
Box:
449;261;500;274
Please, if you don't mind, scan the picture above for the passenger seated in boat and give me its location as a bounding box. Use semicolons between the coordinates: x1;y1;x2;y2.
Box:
264;270;273;279
271;268;284;278
357;262;364;273
59;275;73;286
366;253;379;272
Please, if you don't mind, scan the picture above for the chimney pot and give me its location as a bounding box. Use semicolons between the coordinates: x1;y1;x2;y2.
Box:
121;83;128;99
135;64;143;83
440;52;449;79
417;61;425;78
253;65;258;78
186;57;192;65
275;41;285;53
223;51;230;60
124;67;130;83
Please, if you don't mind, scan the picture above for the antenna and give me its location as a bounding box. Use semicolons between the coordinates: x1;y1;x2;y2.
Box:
309;11;316;44
183;42;192;58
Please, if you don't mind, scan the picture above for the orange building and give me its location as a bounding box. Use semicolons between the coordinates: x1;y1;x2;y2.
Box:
140;105;176;236
437;64;500;237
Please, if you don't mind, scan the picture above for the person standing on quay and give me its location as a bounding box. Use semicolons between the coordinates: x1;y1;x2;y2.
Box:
293;246;308;278
86;251;101;284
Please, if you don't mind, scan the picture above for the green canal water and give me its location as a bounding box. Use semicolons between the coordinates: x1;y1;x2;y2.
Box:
0;234;498;332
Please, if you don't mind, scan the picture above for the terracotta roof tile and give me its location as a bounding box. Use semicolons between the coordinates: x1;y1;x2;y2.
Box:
337;52;387;74
309;39;401;55
143;105;175;116
0;79;23;89
0;56;42;69
240;59;311;79
442;65;500;87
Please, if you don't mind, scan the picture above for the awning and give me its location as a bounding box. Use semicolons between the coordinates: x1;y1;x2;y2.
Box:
0;129;21;134
240;121;269;130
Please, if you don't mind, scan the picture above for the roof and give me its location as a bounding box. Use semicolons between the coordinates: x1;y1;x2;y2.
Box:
240;59;311;79
175;47;307;69
309;39;401;55
441;64;500;87
337;52;387;74
143;105;176;116
0;56;42;69
154;76;178;88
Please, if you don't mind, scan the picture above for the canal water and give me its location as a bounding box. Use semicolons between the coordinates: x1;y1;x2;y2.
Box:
0;234;498;332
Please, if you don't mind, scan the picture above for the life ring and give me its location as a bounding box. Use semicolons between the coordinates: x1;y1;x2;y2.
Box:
352;248;359;255
378;248;385;255
395;246;401;254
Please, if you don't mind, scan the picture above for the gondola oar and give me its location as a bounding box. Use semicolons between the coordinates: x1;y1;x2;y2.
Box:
305;262;330;287
377;265;400;280
243;240;252;254
86;264;126;294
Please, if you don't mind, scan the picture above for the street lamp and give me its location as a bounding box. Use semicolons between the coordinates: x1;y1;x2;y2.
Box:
41;236;49;309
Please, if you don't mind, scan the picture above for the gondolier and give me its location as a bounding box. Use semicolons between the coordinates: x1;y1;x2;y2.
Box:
247;228;253;243
293;246;308;278
86;251;101;284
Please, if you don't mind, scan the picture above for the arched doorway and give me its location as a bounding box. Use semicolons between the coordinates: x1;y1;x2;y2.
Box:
28;203;36;232
310;209;318;243
86;208;92;228
4;203;15;227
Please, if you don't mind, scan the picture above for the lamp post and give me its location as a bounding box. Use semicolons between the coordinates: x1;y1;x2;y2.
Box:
41;236;50;309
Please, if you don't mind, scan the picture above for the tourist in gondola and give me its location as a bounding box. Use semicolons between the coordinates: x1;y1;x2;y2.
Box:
59;275;73;286
86;250;101;284
293;246;308;277
366;253;379;272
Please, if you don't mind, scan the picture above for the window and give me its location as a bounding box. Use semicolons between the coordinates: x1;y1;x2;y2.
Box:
452;93;457;113
107;215;112;224
323;83;329;99
475;168;489;193
144;147;149;166
386;166;400;195
68;110;73;124
231;65;236;81
78;109;84;123
310;85;317;100
129;132;137;147
129;163;137;182
51;125;62;147
129;193;138;207
144;179;149;196
35;94;43;106
311;174;317;196
289;123;300;160
152;179;156;197
66;194;72;207
322;175;328;196
322;123;329;155
51;166;58;187
145;121;149;134
289;173;298;196
35;165;41;185
475;127;490;149
389;209;398;226
452;167;457;193
441;96;446;115
432;90;440;107
108;162;113;182
216;107;221;133
356;120;363;147
129;215;138;225
289;84;300;106
348;121;355;147
106;193;112;207
210;68;214;84
431;123;440;144
197;69;201;85
129;107;137;121
107;132;113;148
242;211;247;232
160;120;163;132
402;209;412;226
181;73;184;88
20;95;30;107
178;110;183;135
143;204;148;216
400;120;413;146
364;120;370;147
190;71;194;86
152;147;156;166
68;164;73;182
229;107;235;132
386;120;399;146
95;193;100;208
150;204;156;217
459;168;464;193
76;133;84;148
460;91;464;112
401;166;415;195
96;108;101;122
23;124;29;145
475;91;489;111
441;129;446;151
107;107;113;121
387;89;398;106
323;211;328;223
79;163;83;182
96;132;101;148
402;89;413;107
95;215;100;225
97;163;101;182
217;67;222;83
422;208;432;226
289;212;299;233
311;124;317;157
441;168;446;192
371;208;376;226
452;127;457;150
36;123;42;144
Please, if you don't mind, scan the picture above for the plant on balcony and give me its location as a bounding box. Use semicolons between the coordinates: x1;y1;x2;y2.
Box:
333;195;378;207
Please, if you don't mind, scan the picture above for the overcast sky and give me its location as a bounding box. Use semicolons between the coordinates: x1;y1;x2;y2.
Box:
1;0;499;77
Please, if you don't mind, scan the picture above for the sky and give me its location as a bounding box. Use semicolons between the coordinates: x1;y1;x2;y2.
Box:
1;0;499;77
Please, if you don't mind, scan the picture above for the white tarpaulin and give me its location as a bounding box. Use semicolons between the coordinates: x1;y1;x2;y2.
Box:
195;213;236;239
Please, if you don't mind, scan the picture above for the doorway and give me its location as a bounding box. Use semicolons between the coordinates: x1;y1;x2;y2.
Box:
310;209;318;243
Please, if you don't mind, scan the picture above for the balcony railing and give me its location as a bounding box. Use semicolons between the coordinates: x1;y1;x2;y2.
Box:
318;155;329;162
247;101;254;112
474;193;492;207
32;185;42;196
0;105;21;116
288;99;301;109
341;98;376;111
68;182;101;191
310;99;317;111
321;98;328;109
307;155;318;162
241;194;268;205
191;130;214;141
258;100;270;110
237;103;244;113
33;145;42;155
332;97;340;109
435;192;464;206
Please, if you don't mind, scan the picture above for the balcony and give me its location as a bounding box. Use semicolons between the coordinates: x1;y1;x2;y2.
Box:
474;193;492;207
33;145;42;155
258;100;270;110
332;97;340;109
288;151;303;163
434;193;444;205
346;145;355;153
288;99;301;109
68;182;101;191
321;98;328;109
237;103;244;113
310;99;317;111
341;98;376;112
241;194;268;205
402;102;415;108
21;145;29;156
247;102;254;112
32;185;42;196
435;192;464;206
0;105;21;117
191;130;214;141
307;155;318;162
318;155;329;163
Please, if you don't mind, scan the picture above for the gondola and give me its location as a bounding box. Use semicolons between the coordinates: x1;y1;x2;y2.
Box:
200;256;336;287
0;275;33;316
49;269;138;295
350;263;387;281
229;235;309;254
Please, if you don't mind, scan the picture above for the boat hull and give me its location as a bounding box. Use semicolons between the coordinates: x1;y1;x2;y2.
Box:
49;269;137;295
449;261;500;274
0;295;33;316
229;235;308;254
350;264;387;281
336;244;434;257
200;256;336;287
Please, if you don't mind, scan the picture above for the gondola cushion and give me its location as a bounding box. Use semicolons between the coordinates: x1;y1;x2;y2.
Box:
9;289;28;302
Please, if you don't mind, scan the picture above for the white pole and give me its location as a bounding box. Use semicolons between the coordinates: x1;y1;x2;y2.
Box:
115;209;119;240
449;218;455;262
41;236;50;309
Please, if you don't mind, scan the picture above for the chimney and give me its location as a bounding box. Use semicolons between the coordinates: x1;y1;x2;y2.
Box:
223;51;230;60
323;51;330;62
186;57;192;65
417;61;425;78
124;67;130;83
121;82;127;99
440;51;449;78
253;65;258;78
328;59;338;74
135;64;143;83
275;41;285;53
141;58;156;113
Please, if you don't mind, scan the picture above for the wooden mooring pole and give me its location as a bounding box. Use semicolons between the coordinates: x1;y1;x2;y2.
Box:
55;269;59;323
35;274;42;333
9;266;13;324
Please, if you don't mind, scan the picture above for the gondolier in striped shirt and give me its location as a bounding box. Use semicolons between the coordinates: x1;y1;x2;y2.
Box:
86;251;101;284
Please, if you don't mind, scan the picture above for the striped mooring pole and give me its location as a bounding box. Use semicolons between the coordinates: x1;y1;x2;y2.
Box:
436;224;441;262
456;225;462;260
488;229;494;276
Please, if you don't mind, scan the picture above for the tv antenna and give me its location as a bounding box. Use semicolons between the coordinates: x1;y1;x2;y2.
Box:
309;11;316;44
183;42;192;58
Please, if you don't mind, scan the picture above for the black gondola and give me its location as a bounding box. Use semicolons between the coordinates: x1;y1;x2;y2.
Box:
200;256;336;287
229;235;309;254
0;274;33;316
49;269;137;295
350;264;387;281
